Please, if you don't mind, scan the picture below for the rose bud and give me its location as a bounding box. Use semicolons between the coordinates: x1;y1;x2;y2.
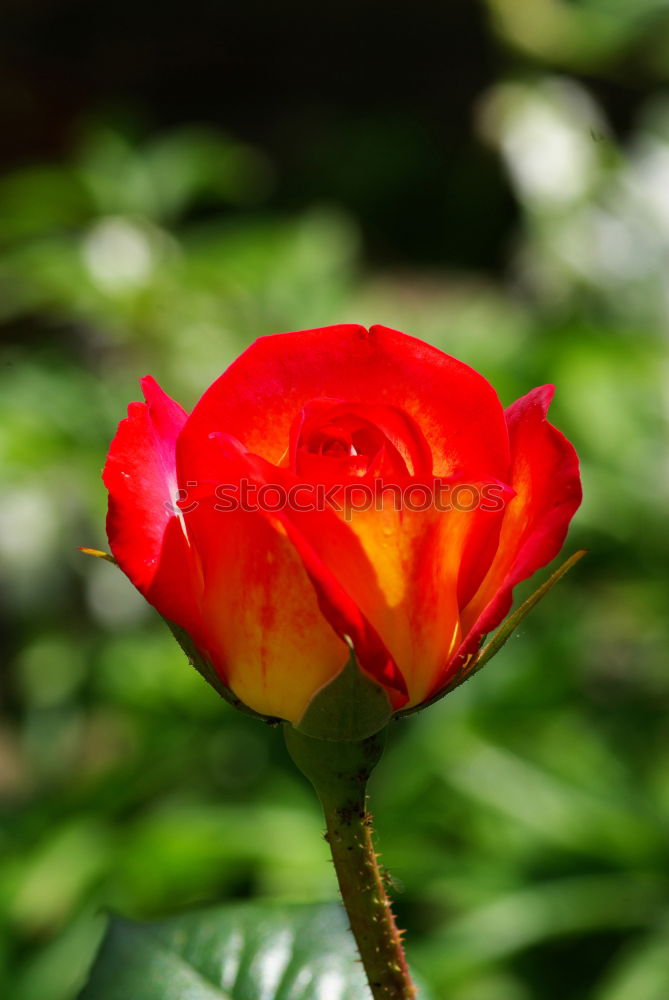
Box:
100;325;581;740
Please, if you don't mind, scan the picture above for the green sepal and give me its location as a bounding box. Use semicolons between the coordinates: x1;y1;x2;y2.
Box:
165;620;282;727
398;549;586;718
460;548;587;681
296;644;392;742
79;547;117;564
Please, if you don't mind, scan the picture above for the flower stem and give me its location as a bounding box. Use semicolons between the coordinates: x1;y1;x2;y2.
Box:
284;725;417;999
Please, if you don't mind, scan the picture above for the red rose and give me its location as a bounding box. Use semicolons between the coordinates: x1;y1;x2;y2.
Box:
103;325;581;733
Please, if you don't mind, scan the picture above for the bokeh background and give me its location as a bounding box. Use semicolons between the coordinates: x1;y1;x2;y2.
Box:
1;2;669;998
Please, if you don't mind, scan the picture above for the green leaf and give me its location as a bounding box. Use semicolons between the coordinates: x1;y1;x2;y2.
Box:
594;918;669;1000
78;901;373;1000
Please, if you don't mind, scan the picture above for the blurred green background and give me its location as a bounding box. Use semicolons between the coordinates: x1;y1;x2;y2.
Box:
1;2;669;998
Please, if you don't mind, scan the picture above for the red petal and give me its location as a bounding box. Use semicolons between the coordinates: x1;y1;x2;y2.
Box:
438;385;582;689
290;398;433;479
181;324;510;481
277;477;508;708
176;434;367;722
267;494;410;707
103;376;203;632
179;427;505;711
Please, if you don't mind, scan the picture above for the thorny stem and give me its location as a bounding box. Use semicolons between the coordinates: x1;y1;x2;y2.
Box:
284;725;417;999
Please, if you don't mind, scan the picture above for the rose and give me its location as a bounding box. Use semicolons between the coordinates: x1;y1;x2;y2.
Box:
103;324;581;736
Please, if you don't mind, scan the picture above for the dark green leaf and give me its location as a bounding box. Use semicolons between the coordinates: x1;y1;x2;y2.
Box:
78;901;372;1000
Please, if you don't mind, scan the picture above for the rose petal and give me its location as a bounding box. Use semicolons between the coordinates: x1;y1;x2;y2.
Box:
103;376;202;631
279;481;508;708
290;398;433;479
181;324;510;480
177;434;383;722
194;450;507;710
438;385;582;690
